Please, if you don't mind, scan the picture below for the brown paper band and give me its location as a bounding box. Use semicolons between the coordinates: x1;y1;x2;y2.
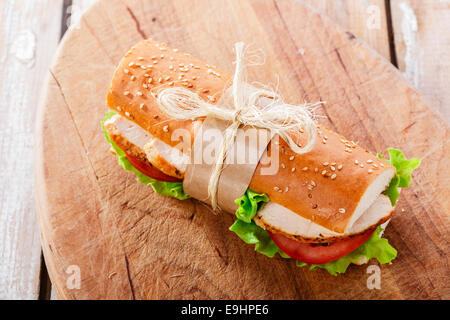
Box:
183;118;273;213
183;85;276;213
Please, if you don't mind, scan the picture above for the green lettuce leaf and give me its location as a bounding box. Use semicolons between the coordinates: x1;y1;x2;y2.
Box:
306;226;397;276
229;220;281;258
229;190;397;275
234;189;270;223
229;190;289;258
101;110;189;200
378;148;421;206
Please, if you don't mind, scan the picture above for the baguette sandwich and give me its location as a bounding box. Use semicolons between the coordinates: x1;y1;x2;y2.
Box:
102;39;420;275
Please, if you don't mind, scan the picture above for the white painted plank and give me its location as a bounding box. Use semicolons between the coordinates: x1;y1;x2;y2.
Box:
0;0;63;300
66;0;98;28
302;0;391;61
391;0;450;122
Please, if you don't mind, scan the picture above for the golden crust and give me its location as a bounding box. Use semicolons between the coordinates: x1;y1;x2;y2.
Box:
107;39;396;234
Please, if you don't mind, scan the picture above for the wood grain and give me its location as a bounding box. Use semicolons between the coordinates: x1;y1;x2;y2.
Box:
35;0;449;299
47;0;99;301
0;0;63;300
390;0;450;121
304;0;391;61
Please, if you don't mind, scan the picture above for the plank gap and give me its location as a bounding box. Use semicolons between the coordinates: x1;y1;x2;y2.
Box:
61;0;73;39
38;254;52;300
39;0;73;299
384;0;399;67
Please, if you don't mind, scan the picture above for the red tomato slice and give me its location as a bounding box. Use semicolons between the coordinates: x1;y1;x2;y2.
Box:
269;229;375;264
125;152;182;183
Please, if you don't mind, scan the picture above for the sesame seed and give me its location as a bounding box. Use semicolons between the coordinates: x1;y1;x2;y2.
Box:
163;125;169;132
144;74;150;77
337;164;343;170
360;164;364;168
314;168;319;173
173;48;179;52
165;76;171;81
367;159;374;164
124;91;130;96
323;162;329;166
321;170;327;176
368;169;373;174
130;75;136;81
124;69;130;74
274;186;280;191
331;173;337;180
125;112;130;117
168;82;174;86
285;187;289;192
148;78;153;83
330;166;336;171
192;76;198;80
278;189;283;193
292;168;296;173
153;60;158;64
289;156;295;161
322;139;327;144
307;185;313;190
354;160;359;165
193;66;201;69
339;208;346;214
117;106;122;111
160;54;165;58
128;62;135;67
140;103;144;109
138;57;144;61
143;84;148;89
281;163;286;169
136;91;143;96
158;77;163;83
151;56;157;60
169;65;174;70
302;167;308;171
311;180;316;187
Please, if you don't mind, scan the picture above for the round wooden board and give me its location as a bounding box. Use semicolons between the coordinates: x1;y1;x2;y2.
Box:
35;0;449;299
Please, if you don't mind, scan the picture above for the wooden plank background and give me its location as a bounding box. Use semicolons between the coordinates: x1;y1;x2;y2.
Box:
0;0;448;299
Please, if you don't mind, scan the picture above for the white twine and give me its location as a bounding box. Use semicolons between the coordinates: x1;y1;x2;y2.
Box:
157;42;321;210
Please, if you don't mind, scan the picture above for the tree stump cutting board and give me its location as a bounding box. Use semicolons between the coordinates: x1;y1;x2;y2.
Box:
35;0;449;299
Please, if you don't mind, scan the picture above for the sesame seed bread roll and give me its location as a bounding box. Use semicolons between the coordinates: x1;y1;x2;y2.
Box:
106;39;396;234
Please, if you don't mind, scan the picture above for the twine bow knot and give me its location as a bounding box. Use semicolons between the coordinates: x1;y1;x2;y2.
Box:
157;42;321;210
